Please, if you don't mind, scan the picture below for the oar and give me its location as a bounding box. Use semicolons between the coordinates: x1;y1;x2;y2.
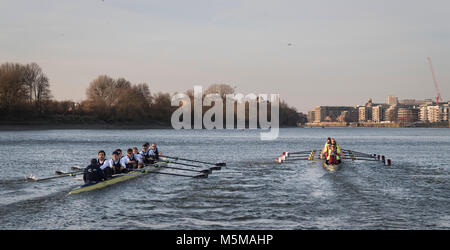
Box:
71;166;84;171
344;152;376;159
282;150;315;158
343;151;375;158
345;150;373;156
283;151;312;156
343;152;378;161
347;155;377;159
25;171;81;182
351;158;379;161
344;152;374;158
163;155;225;167
277;156;315;163
277;149;316;163
144;163;211;174
56;169;83;175
285;157;312;161
285;153;311;157
343;150;374;157
142;170;208;179
160;160;219;171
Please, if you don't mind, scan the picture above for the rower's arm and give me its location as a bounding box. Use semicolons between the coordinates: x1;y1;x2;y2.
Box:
320;147;326;157
120;158;128;168
100;161;110;170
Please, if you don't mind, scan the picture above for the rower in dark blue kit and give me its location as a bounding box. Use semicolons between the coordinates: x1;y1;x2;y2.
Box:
83;158;107;184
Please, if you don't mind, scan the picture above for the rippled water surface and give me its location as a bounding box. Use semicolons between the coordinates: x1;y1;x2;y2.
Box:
0;128;449;229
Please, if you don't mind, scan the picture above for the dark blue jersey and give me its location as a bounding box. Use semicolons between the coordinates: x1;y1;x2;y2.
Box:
83;164;106;183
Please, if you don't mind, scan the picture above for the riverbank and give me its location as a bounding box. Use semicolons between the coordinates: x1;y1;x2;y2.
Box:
3;120;448;131
0;122;172;131
304;121;450;128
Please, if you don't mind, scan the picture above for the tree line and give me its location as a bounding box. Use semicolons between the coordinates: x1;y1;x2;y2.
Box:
0;62;302;127
0;62;51;118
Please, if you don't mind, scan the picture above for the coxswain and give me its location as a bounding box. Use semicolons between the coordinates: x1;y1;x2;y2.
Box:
83;158;107;184
100;151;127;178
326;144;341;165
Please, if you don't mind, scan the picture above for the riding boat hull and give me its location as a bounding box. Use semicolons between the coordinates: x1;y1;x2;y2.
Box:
69;162;167;194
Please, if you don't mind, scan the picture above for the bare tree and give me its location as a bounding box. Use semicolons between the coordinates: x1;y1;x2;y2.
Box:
0;63;28;114
151;92;172;123
115;78;131;89
86;75;116;107
34;74;52;113
23;62;41;103
23;63;52;111
204;84;235;99
135;83;152;105
85;75;153;121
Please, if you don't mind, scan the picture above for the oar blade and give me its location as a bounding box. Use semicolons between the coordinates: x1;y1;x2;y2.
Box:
71;166;83;171
165;155;226;167
194;174;208;179
25;175;38;182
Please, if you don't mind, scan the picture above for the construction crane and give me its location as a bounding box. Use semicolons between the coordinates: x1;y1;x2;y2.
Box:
427;57;442;107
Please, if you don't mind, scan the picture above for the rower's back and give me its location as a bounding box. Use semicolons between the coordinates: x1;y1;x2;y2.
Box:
84;158;106;184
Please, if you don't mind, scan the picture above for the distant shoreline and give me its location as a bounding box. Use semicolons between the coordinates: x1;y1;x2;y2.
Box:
0;123;172;131
303;121;450;128
1;123;449;131
0;122;299;131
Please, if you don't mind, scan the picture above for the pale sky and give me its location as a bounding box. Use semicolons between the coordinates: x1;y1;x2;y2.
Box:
1;0;449;112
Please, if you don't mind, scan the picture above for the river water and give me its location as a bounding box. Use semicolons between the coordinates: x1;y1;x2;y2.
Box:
0;128;449;229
